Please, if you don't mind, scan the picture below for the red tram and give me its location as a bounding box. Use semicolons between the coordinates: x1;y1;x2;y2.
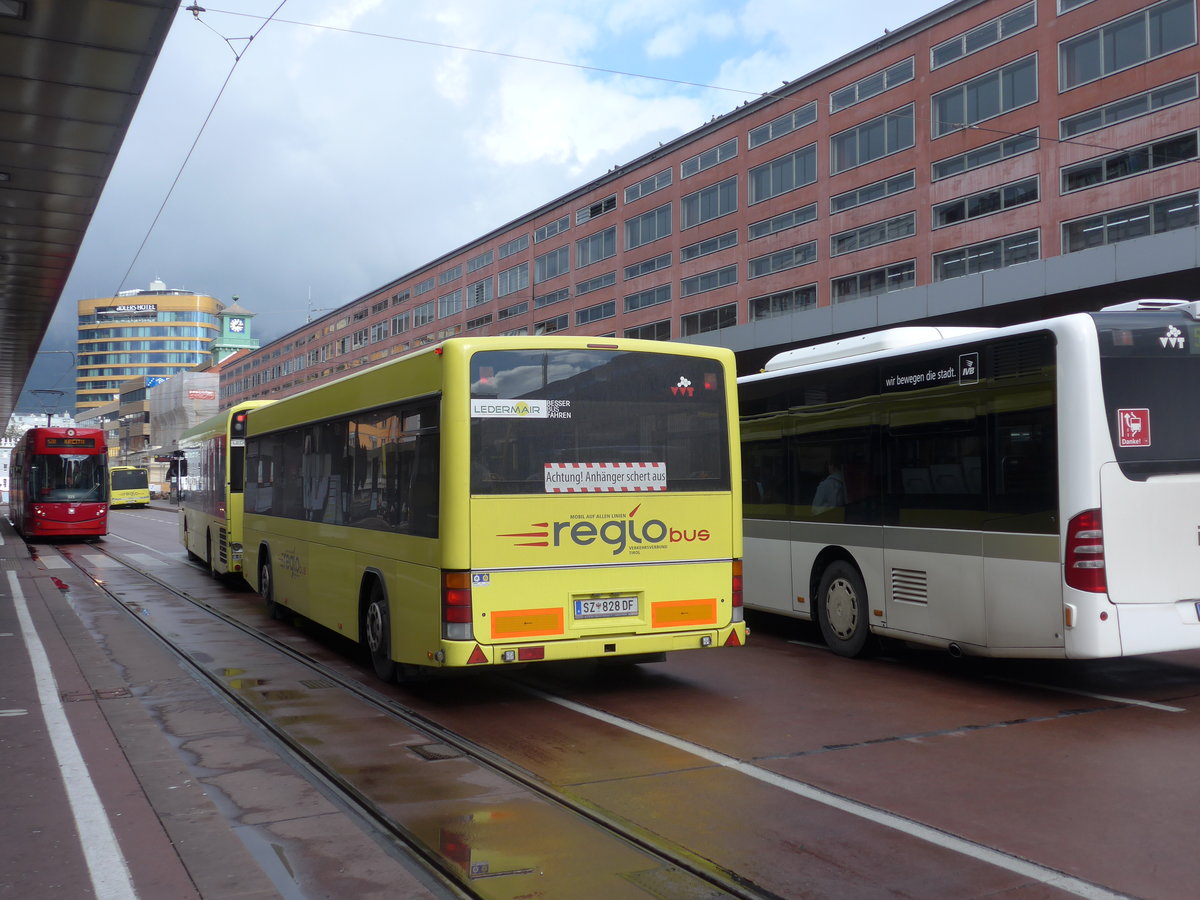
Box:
8;427;109;540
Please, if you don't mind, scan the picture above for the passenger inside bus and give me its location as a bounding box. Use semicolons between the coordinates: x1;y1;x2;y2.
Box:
811;460;847;513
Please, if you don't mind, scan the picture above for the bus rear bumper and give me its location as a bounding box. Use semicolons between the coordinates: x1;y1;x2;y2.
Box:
438;621;747;667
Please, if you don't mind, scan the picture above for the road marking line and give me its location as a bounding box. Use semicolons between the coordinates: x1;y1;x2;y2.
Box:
992;678;1185;713
521;684;1129;900
105;532;180;558
8;570;138;899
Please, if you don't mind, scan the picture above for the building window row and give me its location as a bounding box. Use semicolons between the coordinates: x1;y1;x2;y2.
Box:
933;230;1040;282
1060;0;1195;91
682;138;738;178
932;55;1037;138
932;131;1038;182
933;177;1039;229
624;284;671;313
625;203;672;250
680;264;737;298
830;172;915;215
831;212;916;256
466;249;493;272
830;58;913;113
932;1;1035;70
748;101;817;149
534;215;569;243
749;144;818;204
576;271;616;295
1063;191;1199;252
535;287;570;308
681;230;737;262
576;226;617;268
749;241;817;278
576;300;616;326
1060;75;1196;139
749;285;818;321
576;194;616;225
625;252;671;280
535;245;569;283
831;104;914;174
624;168;672;204
1061;131;1197;193
749;202;819;240
681;176;738;230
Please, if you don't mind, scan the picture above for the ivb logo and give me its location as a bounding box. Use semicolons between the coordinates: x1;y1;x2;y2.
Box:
958;352;979;385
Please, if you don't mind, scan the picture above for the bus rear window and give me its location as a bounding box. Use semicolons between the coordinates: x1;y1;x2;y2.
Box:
469;348;730;494
1095;315;1200;478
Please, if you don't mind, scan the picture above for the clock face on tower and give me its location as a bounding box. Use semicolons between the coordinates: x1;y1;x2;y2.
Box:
229;317;245;333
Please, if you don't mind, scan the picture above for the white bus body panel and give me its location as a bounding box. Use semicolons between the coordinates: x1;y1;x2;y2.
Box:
1100;464;1200;654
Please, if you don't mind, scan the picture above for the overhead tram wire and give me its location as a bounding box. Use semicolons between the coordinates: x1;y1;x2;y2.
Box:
114;1;291;296
197;8;764;98
179;9;1200;166
116;6;1199;296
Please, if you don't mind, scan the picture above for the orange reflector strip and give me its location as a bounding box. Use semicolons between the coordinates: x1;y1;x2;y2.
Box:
491;608;565;639
651;598;717;628
466;645;488;665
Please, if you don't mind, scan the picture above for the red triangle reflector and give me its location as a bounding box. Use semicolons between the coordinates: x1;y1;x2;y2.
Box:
466;645;488;665
724;630;741;647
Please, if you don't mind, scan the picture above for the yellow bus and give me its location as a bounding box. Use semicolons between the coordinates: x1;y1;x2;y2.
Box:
179;401;271;578
109;466;150;508
242;335;745;680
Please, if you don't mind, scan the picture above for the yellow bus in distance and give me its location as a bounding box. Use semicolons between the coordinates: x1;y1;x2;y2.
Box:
179;401;271;578
243;335;745;680
109;466;150;508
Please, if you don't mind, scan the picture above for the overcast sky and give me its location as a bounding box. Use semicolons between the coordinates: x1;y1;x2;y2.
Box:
21;0;940;414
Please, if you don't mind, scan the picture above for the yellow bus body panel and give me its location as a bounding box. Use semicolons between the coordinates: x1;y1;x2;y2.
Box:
242;336;745;669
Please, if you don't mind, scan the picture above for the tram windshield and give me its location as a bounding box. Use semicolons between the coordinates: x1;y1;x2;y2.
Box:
31;453;107;502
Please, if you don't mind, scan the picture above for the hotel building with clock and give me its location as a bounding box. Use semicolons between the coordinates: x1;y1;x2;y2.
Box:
74;279;258;416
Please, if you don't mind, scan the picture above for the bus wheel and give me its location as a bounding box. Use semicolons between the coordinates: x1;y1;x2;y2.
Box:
816;560;871;658
364;583;397;683
260;556;281;620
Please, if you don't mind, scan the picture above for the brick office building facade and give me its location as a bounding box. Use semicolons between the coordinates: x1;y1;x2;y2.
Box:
221;0;1199;406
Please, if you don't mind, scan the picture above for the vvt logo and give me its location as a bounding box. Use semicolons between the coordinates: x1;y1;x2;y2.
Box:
499;503;710;555
671;376;694;397
1160;325;1185;349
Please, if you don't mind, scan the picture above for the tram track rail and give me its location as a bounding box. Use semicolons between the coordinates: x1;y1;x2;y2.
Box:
53;539;781;900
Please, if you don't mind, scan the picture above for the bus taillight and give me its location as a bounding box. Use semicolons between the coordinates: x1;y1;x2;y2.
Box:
442;571;474;640
731;559;744;622
1065;509;1107;593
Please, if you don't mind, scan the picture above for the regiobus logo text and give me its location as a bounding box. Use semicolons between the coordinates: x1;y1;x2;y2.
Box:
500;503;711;556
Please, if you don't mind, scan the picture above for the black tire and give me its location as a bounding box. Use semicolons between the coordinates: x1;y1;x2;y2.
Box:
206;532;218;579
260;555;282;620
816;560;872;658
363;581;397;683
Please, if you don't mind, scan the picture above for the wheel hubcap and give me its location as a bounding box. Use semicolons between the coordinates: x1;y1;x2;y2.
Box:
366;603;384;653
825;578;858;640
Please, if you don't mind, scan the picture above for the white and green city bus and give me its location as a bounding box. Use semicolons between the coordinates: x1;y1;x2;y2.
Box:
739;300;1200;659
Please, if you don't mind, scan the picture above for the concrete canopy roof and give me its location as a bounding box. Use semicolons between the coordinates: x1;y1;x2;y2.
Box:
0;0;176;425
